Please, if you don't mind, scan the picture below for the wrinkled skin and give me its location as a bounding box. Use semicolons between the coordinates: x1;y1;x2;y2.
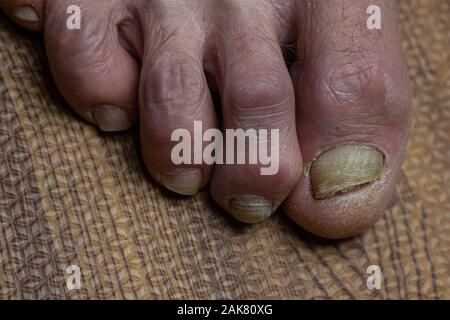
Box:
0;0;411;238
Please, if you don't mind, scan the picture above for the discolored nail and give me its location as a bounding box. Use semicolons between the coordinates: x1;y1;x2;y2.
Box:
92;105;133;132
229;195;272;224
13;6;39;23
310;144;384;200
161;168;203;196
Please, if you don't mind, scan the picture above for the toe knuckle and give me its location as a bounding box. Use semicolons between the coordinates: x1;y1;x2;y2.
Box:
313;59;411;127
227;70;293;127
322;60;387;107
144;58;206;118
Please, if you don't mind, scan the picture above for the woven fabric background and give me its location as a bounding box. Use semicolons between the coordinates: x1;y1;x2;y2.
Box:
0;0;449;299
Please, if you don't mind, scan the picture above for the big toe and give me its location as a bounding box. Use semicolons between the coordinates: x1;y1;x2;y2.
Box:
284;0;412;239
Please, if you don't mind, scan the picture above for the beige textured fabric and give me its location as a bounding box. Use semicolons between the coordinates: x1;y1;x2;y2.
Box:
0;0;449;299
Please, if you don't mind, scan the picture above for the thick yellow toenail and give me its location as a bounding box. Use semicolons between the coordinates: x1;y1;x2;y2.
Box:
310;145;384;200
229;195;272;224
161;168;202;196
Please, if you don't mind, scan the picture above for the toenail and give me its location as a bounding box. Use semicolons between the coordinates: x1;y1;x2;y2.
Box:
92;105;133;132
12;6;39;23
229;195;272;224
310;145;384;200
161;168;203;196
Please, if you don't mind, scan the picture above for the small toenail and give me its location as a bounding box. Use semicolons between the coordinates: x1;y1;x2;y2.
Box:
310;144;384;200
229;195;272;224
12;6;39;23
161;168;203;196
92;105;133;132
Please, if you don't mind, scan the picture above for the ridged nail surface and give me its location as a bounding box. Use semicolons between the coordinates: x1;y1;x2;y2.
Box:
13;6;38;22
229;195;272;224
310;145;384;200
162;168;202;196
92;105;132;132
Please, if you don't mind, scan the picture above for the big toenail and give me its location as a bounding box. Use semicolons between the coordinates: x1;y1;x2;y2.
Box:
161;168;203;196
92;105;133;132
229;195;272;224
13;6;38;23
310;145;384;200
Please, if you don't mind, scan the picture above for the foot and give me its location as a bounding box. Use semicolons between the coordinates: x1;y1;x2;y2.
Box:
1;0;411;238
